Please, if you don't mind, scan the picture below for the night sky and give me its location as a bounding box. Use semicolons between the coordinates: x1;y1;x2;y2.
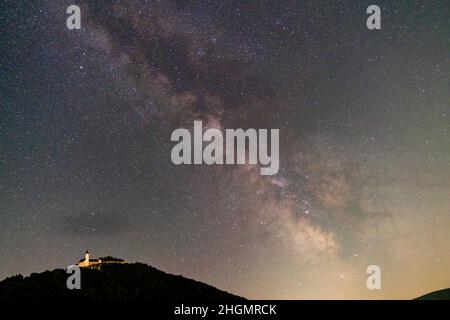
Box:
1;1;449;299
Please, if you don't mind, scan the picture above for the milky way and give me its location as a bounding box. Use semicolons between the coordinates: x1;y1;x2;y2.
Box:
1;1;449;299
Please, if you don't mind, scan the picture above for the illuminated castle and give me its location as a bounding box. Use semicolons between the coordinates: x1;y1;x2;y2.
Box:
77;250;127;268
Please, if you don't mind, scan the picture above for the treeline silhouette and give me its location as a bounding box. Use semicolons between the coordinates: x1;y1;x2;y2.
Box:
0;262;244;301
415;288;450;300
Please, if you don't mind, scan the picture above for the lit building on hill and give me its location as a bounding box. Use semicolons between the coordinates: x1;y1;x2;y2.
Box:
77;250;127;268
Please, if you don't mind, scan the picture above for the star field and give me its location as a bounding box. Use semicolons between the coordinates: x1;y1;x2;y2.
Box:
1;0;449;299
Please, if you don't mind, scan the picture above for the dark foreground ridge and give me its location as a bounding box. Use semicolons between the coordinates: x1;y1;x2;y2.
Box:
415;288;450;300
0;262;244;301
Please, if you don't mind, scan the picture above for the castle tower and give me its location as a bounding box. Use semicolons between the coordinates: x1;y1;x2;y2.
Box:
85;250;90;265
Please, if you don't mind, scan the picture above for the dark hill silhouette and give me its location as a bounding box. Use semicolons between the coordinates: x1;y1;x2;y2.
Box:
415;288;450;300
0;262;244;301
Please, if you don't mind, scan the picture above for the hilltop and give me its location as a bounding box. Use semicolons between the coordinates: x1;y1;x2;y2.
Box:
0;262;243;301
415;288;450;300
